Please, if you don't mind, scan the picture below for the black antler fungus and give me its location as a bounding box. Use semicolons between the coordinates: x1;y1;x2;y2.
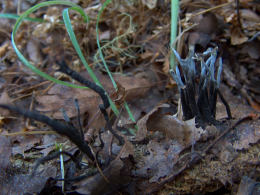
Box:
0;60;125;163
0;104;95;161
56;60;124;145
170;47;231;128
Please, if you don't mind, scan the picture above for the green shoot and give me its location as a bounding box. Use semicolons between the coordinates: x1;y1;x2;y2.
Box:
94;13;137;73
55;143;65;192
170;0;179;70
62;7;119;115
10;0;137;131
96;0;117;89
0;13;44;22
96;0;136;124
11;1;89;89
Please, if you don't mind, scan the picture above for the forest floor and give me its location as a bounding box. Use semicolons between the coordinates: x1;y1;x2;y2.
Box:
0;0;259;194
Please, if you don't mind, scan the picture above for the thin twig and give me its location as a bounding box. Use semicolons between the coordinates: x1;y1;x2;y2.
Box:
202;115;253;154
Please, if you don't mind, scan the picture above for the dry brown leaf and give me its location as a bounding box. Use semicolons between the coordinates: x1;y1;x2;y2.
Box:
99;30;110;40
110;81;126;106
12;135;41;156
36;73;150;121
142;0;157;9
133;139;183;183
0;136;11;170
188;32;212;48
0;167;57;195
215;85;260;150
114;73;150;101
34;134;56;156
36;84;100;119
140;50;154;60
194;12;218;35
0;135;55;195
237;176;260;195
0;42;9;58
162;52;170;74
136;103;207;145
135;104;166;141
26;39;43;64
76;158;132;195
129;103;212;183
0;91;12;116
240;9;260;24
231;120;260;150
222;65;241;89
241;41;260;59
148;113;208;147
248;98;260;112
188;13;218;47
231;26;248;45
119;139;134;158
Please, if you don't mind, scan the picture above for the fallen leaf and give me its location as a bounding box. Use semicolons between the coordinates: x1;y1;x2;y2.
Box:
0;136;11;170
114;73;150;101
188;13;218;48
241;41;260;59
0;91;12;115
26;39;43;64
237;176;260;195
0;42;9;58
136;103;207;145
142;0;157;9
135;104;167;141
147;113;207;147
162;52;170;74
248;98;260;112
0;167;57;195
231;120;260;150
76;158;132;195
12;135;41;156
99;30;110;40
36;72;150;124
117;88;166;129
110;81;126;106
34;134;56;156
133;139;183;183
222;64;241;89
231;26;248;45
133;103;213;184
36;84;100;119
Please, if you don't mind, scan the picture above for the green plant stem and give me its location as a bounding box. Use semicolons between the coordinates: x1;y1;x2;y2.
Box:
96;0;136;123
96;0;117;90
170;0;179;70
62;7;119;116
11;1;89;89
0;13;44;22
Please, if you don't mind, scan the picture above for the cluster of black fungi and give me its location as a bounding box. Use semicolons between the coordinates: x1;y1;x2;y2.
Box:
170;46;231;128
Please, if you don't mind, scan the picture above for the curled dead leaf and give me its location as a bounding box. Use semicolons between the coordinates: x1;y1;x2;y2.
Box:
136;103;207;146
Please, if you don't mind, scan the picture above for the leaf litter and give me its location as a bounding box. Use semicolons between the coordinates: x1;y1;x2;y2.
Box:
0;0;259;194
